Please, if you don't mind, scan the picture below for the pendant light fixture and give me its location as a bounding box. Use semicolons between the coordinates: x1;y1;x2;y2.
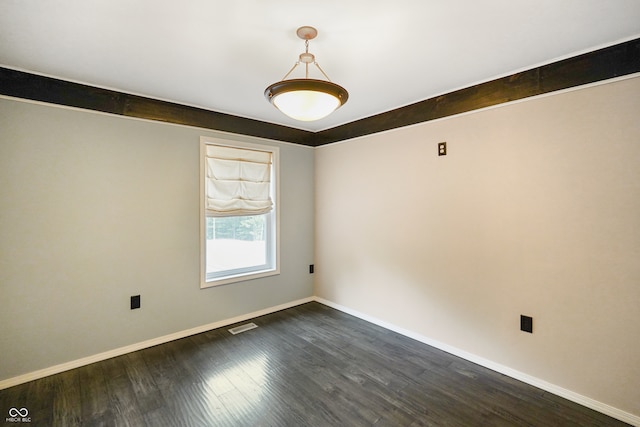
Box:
265;26;348;122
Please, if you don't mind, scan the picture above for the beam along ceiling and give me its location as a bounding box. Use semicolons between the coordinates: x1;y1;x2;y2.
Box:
1;1;639;133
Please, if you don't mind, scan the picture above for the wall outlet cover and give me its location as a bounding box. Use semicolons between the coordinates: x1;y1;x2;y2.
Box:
131;295;141;310
520;315;533;333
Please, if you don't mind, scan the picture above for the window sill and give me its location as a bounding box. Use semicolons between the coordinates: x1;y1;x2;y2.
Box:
200;268;280;288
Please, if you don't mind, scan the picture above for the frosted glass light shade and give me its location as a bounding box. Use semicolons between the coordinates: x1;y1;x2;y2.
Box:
273;90;340;121
265;79;348;121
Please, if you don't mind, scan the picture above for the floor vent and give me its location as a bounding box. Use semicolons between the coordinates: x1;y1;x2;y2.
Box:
228;322;258;335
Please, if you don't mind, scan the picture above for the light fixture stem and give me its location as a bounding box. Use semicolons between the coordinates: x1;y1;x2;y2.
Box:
314;62;332;82
277;29;333;82
305;40;310;78
281;62;300;81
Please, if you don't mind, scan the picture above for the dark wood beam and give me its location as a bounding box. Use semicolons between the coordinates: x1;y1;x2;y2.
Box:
312;38;640;146
119;92;315;145
0;68;315;146
1;38;638;147
0;68;124;113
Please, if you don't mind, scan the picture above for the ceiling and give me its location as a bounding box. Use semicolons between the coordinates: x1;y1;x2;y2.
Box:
1;1;639;133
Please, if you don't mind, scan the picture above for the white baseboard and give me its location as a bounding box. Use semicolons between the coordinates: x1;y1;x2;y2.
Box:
0;296;314;391
314;297;640;427
2;295;637;426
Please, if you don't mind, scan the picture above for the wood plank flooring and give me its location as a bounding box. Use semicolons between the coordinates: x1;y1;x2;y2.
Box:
0;302;629;426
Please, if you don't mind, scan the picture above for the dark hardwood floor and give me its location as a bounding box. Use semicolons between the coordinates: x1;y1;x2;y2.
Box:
0;302;629;426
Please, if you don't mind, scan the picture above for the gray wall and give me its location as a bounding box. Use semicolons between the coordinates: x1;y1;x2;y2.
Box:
315;76;640;417
0;98;315;380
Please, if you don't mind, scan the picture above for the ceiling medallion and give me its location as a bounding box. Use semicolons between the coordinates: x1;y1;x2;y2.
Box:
265;26;348;122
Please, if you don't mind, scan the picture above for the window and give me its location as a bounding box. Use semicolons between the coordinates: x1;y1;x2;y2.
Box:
200;137;279;287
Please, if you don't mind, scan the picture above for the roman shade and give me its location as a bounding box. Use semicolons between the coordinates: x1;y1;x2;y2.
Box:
204;144;273;217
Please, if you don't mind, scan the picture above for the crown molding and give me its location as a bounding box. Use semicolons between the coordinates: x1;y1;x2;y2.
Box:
1;38;638;147
312;37;640;145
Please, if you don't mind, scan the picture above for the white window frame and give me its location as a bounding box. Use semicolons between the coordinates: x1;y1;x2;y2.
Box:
200;136;280;288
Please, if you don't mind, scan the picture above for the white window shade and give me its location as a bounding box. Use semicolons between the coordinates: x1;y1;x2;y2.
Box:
205;145;273;217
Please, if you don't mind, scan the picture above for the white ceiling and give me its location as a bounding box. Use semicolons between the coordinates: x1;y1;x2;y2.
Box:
1;1;639;132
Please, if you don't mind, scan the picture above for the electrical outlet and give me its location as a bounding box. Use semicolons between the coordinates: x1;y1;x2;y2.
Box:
520;315;533;333
438;142;447;156
131;295;141;310
309;264;314;274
